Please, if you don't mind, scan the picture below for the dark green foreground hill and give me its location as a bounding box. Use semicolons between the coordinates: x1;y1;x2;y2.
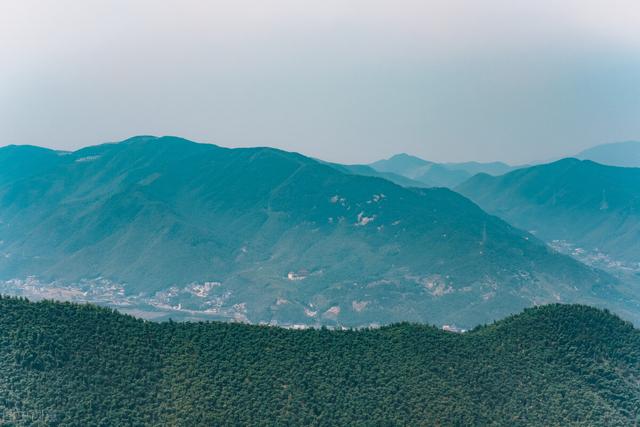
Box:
0;297;638;426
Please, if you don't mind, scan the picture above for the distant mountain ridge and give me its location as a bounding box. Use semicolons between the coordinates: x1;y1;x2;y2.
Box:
319;160;428;188
577;140;640;167
457;158;640;270
0;136;633;327
370;153;517;188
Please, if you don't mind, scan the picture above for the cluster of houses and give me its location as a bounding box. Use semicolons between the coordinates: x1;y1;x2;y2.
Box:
287;270;309;281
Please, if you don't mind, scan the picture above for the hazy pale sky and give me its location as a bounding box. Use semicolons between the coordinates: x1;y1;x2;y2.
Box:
2;0;639;164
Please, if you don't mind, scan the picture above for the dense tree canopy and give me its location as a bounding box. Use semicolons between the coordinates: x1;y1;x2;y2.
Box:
0;296;638;426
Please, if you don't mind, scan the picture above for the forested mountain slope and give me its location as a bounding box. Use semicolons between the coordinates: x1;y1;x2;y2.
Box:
0;298;638;426
0;137;628;327
457;158;640;270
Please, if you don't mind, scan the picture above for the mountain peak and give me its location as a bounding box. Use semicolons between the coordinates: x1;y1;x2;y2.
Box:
118;135;207;147
457;157;640;271
369;153;432;178
548;157;582;166
576;140;640;168
389;152;430;161
371;153;517;188
385;152;432;165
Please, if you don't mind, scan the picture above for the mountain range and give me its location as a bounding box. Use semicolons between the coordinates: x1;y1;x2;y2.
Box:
1;298;638;425
321;161;427;188
369;153;518;188
0;136;633;327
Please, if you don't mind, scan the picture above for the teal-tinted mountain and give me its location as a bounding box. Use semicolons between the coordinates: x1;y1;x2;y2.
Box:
0;137;630;327
322;161;428;188
1;297;639;425
457;158;640;270
577;140;640;168
370;153;516;187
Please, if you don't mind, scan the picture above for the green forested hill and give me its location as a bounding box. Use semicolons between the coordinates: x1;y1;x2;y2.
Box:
457;158;640;266
0;297;638;426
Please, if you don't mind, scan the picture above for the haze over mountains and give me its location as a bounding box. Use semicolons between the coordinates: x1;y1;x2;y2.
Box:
367;141;640;189
1;136;636;327
370;153;518;188
321;161;428;188
4;1;639;424
368;143;640;282
576;140;640;168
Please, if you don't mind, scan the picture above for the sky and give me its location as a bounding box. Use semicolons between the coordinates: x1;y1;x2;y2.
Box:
1;0;639;164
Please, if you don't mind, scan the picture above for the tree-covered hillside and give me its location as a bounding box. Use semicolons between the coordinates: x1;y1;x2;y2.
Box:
457;158;640;267
0;136;627;328
0;297;638;426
